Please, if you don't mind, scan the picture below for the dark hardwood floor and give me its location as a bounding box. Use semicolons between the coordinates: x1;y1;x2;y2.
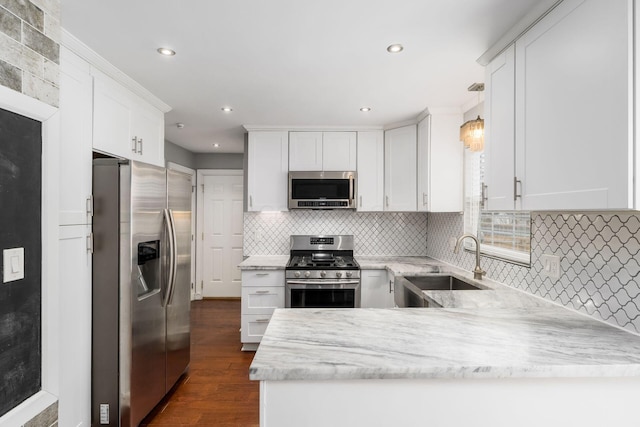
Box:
141;299;259;427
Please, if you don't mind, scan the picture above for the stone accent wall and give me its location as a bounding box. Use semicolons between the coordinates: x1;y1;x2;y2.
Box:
0;1;60;424
0;0;60;107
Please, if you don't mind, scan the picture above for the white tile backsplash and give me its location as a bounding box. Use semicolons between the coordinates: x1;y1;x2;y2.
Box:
427;212;640;334
244;211;428;256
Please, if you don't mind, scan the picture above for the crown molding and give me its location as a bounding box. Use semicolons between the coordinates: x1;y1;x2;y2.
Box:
61;29;172;113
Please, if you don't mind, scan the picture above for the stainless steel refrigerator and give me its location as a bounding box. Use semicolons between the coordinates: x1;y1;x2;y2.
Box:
91;159;191;426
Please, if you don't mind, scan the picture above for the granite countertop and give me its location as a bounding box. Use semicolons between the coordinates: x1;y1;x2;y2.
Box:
250;306;640;381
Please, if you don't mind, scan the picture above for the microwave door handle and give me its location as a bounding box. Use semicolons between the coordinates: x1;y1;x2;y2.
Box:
349;175;355;203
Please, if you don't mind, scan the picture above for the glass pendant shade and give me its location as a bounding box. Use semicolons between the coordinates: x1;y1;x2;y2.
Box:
460;116;484;152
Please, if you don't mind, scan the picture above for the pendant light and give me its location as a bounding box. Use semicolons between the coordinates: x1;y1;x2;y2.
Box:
460;83;485;152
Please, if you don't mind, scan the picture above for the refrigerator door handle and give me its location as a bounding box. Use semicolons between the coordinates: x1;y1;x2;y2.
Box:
162;208;177;307
167;209;179;305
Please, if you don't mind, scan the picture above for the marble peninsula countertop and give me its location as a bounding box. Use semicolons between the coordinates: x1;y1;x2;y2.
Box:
243;255;640;382
250;306;640;381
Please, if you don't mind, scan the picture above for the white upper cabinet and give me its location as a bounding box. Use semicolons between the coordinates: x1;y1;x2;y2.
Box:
59;47;93;226
247;131;289;211
484;44;516;211
289;131;356;171
484;0;632;210
92;70;165;167
356;131;384;211
384;125;417;211
417;111;463;212
289;132;323;171
322;132;357;171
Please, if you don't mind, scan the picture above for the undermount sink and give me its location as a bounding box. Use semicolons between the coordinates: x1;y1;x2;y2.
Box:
395;275;484;308
404;275;482;291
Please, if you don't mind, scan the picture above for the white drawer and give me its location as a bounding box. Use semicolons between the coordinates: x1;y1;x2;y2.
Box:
242;286;285;315
241;314;273;343
241;270;285;287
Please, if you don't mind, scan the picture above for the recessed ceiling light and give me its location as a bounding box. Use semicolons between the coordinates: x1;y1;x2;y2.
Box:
360;107;371;112
386;44;404;53
221;107;233;112
213;143;220;148
157;47;176;56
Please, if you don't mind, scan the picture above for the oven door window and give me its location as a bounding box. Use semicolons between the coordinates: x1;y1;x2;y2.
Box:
291;179;350;200
290;288;355;308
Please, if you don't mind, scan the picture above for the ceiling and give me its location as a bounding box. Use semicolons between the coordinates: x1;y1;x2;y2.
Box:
60;0;541;154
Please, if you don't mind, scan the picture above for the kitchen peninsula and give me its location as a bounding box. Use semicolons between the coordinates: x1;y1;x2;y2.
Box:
245;259;640;427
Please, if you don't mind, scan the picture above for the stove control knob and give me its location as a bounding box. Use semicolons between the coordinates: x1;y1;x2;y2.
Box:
336;272;343;278
304;271;311;278
294;271;301;278
320;271;326;278
346;271;352;278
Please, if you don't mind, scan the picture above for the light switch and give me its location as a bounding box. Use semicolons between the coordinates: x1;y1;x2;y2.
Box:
3;247;25;283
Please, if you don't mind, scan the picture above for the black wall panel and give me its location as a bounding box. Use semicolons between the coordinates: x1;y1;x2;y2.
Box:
0;107;42;417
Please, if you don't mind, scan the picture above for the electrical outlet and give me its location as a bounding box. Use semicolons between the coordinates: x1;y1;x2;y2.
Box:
100;403;109;424
540;254;561;280
449;237;457;251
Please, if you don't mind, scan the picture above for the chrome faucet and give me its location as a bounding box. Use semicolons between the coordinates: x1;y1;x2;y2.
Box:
453;234;485;280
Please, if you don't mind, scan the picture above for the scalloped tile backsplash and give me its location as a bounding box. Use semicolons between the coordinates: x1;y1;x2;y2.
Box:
244;211;428;256
427;212;640;334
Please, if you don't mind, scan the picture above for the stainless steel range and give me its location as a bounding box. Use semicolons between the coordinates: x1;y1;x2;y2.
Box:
285;235;361;308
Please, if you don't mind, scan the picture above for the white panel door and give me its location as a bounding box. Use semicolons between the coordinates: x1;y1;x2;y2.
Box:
200;172;244;297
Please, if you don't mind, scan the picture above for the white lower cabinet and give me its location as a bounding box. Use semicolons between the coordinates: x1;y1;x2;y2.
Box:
361;270;394;308
58;224;92;427
241;270;285;350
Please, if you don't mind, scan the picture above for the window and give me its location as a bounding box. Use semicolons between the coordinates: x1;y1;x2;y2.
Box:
464;148;531;266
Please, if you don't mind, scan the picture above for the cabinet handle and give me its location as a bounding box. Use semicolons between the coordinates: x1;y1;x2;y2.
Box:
422;192;427;207
86;195;94;216
359;195;362;208
131;137;137;152
385;195;389;207
255;318;270;323
255;290;270;294
256;272;269;276
86;233;94;254
481;183;488;209
249;195;253;208
137;138;143;154
514;177;522;202
389;280;392;294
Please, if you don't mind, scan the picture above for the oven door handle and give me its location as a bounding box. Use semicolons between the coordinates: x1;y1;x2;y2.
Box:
286;280;360;286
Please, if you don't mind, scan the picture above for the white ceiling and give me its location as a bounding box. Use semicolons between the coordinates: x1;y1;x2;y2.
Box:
60;0;541;154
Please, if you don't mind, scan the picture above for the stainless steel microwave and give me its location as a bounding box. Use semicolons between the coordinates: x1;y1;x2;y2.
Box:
288;171;356;209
